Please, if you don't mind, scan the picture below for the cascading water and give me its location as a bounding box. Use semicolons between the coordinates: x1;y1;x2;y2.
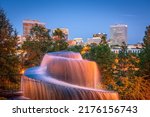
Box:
22;51;119;100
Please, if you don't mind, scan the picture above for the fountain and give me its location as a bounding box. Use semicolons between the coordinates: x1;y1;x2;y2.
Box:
22;51;119;100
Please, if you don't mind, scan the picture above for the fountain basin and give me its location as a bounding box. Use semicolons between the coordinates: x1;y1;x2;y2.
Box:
22;51;119;100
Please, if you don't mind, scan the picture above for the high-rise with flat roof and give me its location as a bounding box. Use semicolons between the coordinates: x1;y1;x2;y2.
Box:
110;24;128;46
23;20;45;36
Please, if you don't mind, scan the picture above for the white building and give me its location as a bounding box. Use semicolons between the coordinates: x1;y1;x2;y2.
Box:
110;24;128;46
111;44;142;54
87;37;101;45
127;44;142;53
17;35;26;45
73;38;83;45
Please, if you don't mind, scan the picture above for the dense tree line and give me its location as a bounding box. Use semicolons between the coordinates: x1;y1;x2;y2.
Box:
0;9;21;90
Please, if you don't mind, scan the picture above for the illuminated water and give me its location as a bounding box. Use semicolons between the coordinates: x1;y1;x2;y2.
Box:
22;51;119;100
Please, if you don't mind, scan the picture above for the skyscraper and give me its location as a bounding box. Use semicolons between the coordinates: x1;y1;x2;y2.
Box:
23;20;45;36
110;24;128;46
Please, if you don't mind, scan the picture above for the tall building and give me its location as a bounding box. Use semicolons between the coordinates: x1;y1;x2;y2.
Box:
23;20;45;36
110;24;127;46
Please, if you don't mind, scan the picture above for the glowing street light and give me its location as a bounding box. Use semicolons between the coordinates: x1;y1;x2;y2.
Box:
20;69;25;75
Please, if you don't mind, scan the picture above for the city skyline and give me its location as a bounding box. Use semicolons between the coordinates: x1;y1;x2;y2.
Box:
0;0;150;44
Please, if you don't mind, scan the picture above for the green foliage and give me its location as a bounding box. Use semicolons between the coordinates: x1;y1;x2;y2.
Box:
139;26;150;79
51;39;68;52
115;43;139;77
0;9;20;85
143;26;150;46
87;44;115;77
86;35;113;67
80;42;116;93
102;76;150;100
22;25;52;67
30;24;51;41
102;42;150;99
22;40;47;67
22;25;68;68
139;47;150;78
52;28;66;40
67;45;83;52
100;35;107;45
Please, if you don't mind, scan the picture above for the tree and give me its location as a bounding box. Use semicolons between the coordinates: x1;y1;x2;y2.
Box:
51;28;68;51
108;42;149;99
143;26;150;46
67;45;83;53
112;42;139;78
115;42;129;77
52;39;68;52
100;35;107;45
139;25;150;79
89;44;115;72
52;28;65;40
87;42;116;82
22;26;68;68
29;24;51;41
22;25;52;67
0;9;20;86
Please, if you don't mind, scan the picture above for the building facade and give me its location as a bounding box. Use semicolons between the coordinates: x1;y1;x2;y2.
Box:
23;20;45;36
93;33;106;38
111;44;142;54
17;35;26;45
87;37;101;45
73;38;83;45
87;33;106;45
110;24;128;46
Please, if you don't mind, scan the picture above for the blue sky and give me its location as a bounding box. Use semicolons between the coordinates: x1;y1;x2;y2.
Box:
0;0;150;44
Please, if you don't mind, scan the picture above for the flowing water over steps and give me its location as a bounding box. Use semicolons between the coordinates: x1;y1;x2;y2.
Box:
22;51;119;100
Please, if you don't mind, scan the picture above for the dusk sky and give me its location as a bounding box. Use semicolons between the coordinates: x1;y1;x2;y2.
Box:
0;0;150;44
